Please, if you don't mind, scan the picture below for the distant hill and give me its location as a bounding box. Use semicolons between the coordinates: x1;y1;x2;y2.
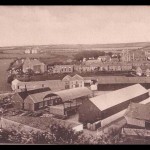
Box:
1;42;150;51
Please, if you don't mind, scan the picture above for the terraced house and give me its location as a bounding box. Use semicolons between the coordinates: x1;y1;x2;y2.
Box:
52;65;73;74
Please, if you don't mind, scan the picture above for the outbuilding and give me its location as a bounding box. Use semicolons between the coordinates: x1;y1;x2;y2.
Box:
124;102;150;129
48;87;93;117
78;84;149;127
12;87;52;111
11;79;65;92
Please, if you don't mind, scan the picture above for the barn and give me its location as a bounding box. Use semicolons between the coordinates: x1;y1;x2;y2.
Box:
78;84;149;127
12;87;51;111
124;102;150;129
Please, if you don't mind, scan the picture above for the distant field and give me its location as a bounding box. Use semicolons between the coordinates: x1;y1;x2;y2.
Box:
0;59;13;91
0;41;150;53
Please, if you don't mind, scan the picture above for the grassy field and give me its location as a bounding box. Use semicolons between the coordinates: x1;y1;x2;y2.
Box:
0;59;13;92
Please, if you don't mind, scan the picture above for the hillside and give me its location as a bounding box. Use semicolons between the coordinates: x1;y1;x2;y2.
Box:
0;42;150;51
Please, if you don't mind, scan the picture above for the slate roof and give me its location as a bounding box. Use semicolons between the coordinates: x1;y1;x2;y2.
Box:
70;74;84;81
16;80;65;92
17;87;51;100
124;102;150;121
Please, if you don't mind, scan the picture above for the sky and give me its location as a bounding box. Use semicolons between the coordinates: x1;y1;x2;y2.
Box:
0;6;150;46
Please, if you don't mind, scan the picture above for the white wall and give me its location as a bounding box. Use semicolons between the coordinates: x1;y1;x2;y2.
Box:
125;116;145;127
72;124;83;133
101;109;126;127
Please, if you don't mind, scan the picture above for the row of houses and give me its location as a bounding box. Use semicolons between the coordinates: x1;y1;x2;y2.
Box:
10;57;150;78
74;63;133;72
10;57;149;77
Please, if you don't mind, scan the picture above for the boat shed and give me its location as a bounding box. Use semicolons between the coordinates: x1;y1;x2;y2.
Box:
78;84;149;127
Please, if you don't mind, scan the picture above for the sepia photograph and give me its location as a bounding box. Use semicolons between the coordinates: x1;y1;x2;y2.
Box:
0;5;150;144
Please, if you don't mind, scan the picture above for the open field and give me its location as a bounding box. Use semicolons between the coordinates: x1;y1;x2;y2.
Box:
0;41;150;50
0;59;13;92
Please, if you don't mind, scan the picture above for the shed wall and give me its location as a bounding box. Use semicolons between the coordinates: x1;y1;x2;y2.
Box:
24;97;35;111
78;99;101;124
12;94;23;110
78;92;148;125
125;116;145;128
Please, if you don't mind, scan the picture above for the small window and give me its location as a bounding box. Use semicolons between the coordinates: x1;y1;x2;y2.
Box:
69;67;71;71
39;102;43;108
44;101;48;106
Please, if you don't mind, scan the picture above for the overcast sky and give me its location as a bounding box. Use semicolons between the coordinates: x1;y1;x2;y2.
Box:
0;6;150;46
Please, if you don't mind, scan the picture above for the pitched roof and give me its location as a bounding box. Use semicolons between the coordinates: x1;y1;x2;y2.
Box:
89;84;148;111
94;76;150;84
62;75;72;81
27;91;52;103
16;80;65;92
124;102;150;121
71;74;84;81
18;87;51;100
12;79;21;84
3;116;82;132
54;87;92;102
23;58;45;67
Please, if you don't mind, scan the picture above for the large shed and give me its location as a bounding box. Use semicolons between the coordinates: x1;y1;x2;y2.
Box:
46;87;92;117
78;84;149;127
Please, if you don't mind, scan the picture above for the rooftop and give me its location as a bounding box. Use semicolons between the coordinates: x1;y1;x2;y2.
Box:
124;102;150;121
89;84;148;111
54;87;92;102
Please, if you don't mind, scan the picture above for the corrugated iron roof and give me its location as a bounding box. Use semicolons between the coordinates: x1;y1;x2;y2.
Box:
89;84;148;111
54;87;92;102
124;102;150;121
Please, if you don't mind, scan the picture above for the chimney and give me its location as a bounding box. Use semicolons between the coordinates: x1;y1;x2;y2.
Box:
24;84;27;92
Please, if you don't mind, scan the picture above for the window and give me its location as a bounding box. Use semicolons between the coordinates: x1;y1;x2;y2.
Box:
44;101;48;106
39;102;43;108
69;67;71;71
